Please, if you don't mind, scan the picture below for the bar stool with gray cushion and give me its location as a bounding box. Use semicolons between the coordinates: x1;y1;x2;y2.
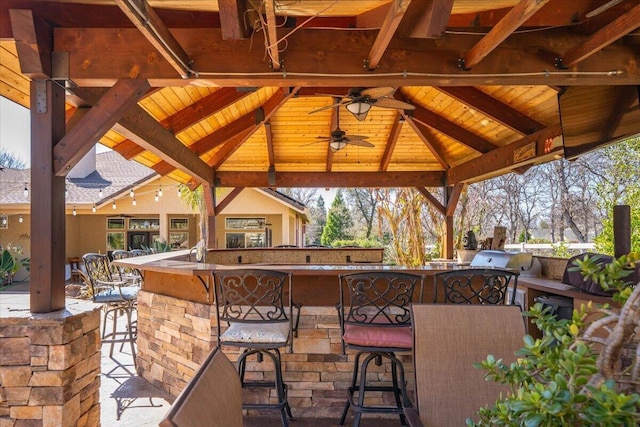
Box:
213;268;294;427
433;268;519;305
337;271;424;427
82;253;139;368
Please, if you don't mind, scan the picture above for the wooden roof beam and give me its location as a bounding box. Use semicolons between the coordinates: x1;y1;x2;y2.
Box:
437;87;545;134
264;0;281;71
54;79;150;176
9;9;52;79
215;171;445;188
559;3;640;68
459;0;551;70
397;0;454;38
447;124;562;184
214;187;244;215
416;187;445;216
218;0;251;40
115;0;192;78
366;0;412;70
404;118;449;169
379;112;404;171
445;183;465;216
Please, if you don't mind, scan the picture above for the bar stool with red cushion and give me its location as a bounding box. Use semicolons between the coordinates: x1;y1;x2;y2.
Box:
337;271;424;427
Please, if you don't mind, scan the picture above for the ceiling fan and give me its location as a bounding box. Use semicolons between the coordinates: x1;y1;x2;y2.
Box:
309;87;416;121
305;106;374;152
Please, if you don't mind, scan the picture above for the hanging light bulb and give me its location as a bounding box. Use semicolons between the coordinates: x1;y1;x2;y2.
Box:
92;203;97;213
112;200;117;209
23;183;28;198
155;191;159;202
132;197;137;206
1;217;6;226
99;188;103;198
177;186;181;197
158;186;163;197
65;187;68;198
129;189;134;198
72;206;77;216
18;215;23;223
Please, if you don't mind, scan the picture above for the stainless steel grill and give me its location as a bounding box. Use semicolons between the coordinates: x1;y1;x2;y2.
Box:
470;250;541;277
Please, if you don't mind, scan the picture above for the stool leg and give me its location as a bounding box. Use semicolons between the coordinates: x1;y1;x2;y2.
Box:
390;356;407;426
340;351;363;425
124;305;137;370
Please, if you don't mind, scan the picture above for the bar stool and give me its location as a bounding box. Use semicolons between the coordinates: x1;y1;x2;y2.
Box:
213;269;294;427
337;271;424;427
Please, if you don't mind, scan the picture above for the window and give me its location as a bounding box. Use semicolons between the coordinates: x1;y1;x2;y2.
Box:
226;217;266;230
225;232;267;248
170;218;189;230
169;232;189;249
106;232;125;250
107;218;125;229
129;218;160;229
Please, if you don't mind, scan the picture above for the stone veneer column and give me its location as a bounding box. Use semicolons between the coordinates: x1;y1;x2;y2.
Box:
0;301;101;427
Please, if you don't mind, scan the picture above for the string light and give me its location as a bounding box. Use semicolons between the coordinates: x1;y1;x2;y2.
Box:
1;217;6;226
23;183;28;198
155;191;159;202
99;188;103;198
65;187;68;198
158;186;163;197
92;203;97;213
72;206;77;216
112;200;117;209
129;189;134;198
18;215;23;223
132;197;137;206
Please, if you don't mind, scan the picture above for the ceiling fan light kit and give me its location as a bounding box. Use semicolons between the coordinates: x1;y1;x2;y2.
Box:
346;101;371;121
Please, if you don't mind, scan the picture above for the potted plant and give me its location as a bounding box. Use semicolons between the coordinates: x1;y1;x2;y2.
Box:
468;252;640;426
0;244;29;286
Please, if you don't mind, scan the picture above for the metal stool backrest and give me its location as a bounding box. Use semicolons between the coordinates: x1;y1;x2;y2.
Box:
130;249;151;256
338;271;424;352
433;268;519;305
213;269;293;348
82;253;124;300
110;250;131;277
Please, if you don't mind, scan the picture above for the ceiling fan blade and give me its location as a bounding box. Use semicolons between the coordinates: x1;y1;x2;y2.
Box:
308;102;344;114
346;139;375;148
300;140;326;147
361;86;396;99
372;98;416;110
345;135;369;140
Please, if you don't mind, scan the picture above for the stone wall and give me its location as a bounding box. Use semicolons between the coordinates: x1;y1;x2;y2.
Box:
137;292;414;419
0;302;101;427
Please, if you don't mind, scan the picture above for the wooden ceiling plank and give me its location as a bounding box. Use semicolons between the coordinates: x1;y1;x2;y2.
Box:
214;187;244;215
367;0;412;70
264;0;281;71
72;86;214;183
437;86;545;134
406;118;450;169
9;9;52;79
162;87;250;134
215;171;445;188
114;0;191;78
379;112;403;172
447;124;562;184
410;104;497;153
416;187;445;216
560;3;640;67
461;0;551;70
397;0;454;38
54;79;150;176
599;87;638;141
55;27;640;86
218;0;251;40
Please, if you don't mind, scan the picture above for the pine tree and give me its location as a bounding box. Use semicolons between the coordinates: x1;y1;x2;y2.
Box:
321;190;353;246
307;195;327;245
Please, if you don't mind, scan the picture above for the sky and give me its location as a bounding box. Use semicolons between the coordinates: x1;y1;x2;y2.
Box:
0;97;337;206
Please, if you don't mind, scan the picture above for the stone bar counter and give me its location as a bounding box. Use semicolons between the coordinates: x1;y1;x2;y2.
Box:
113;248;441;418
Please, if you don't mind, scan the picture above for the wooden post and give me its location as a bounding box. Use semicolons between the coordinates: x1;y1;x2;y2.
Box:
613;205;631;258
30;79;66;313
202;183;217;249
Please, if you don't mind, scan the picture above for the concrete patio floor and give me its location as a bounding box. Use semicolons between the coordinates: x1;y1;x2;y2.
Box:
1;281;404;427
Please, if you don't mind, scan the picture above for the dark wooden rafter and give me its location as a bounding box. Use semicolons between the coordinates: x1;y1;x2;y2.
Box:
397;0;454;38
445;183;465;216
115;0;191;78
265;121;275;166
214;187;244;215
218;0;251;40
460;0;551;70
366;0;412;70
403;116;449;169
215;171;445;188
263;0;281;71
415;187;445;216
559;3;640;67
599;87;639;142
209;87;299;168
379;112;403;172
447;124;562;184
70;86;214;183
54;27;640;86
114;140;145;160
9;9;52;78
53;79;151;176
325;102;338;172
437;87;545;134
162;87;251;134
410;103;497;153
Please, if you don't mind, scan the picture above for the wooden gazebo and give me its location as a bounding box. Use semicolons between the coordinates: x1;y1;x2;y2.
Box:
1;0;640;312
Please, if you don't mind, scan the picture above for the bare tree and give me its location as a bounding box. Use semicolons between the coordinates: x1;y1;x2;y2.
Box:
344;188;378;238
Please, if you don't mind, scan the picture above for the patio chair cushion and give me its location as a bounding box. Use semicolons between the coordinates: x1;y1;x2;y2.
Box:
220;321;290;345
343;324;412;349
94;287;139;304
